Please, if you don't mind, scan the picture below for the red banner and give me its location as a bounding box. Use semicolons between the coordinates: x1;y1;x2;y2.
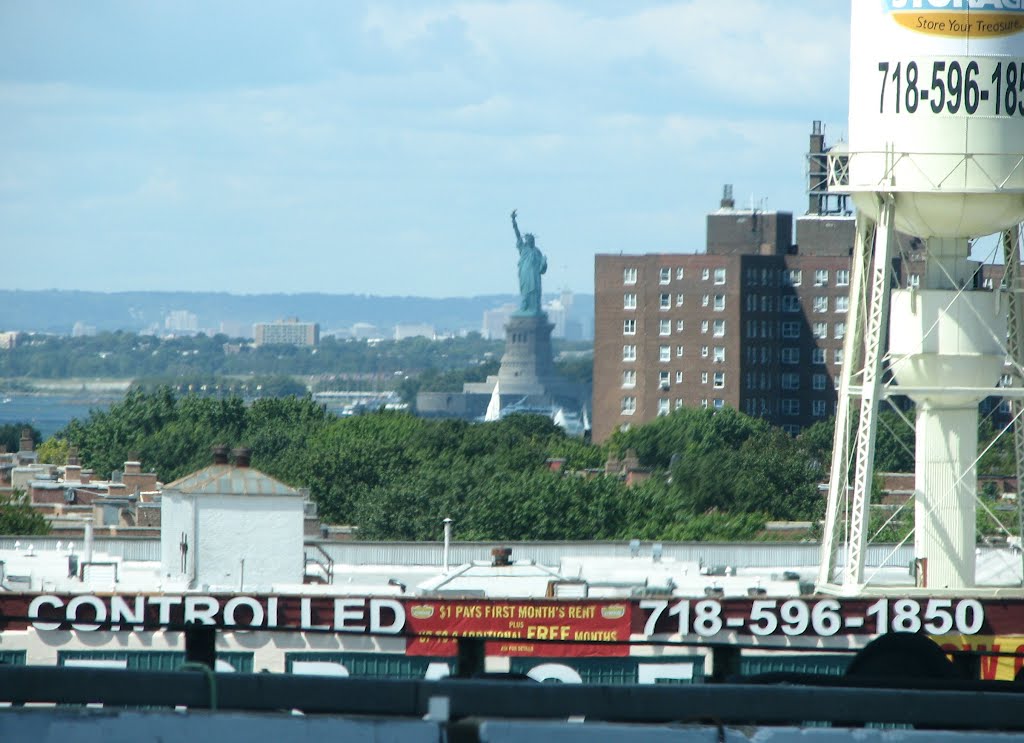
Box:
405;599;631;657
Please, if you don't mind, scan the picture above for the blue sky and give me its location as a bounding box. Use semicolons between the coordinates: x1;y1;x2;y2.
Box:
1;1;851;297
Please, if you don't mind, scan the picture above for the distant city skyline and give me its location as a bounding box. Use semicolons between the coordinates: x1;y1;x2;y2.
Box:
3;1;850;298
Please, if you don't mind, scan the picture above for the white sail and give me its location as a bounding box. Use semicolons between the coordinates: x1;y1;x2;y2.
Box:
582;406;590;431
484;381;501;422
552;407;567;430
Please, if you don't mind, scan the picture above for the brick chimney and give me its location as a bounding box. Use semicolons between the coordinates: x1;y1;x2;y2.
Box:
64;465;82;483
212;444;229;465
19;428;33;453
81;470;93;485
491;547;512;567
232;447;251;468
67;447;80;466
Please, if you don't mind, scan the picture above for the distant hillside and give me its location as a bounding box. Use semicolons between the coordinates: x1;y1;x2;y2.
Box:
0;290;594;337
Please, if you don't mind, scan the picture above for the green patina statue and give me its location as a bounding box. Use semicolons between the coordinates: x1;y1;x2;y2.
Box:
510;209;547;316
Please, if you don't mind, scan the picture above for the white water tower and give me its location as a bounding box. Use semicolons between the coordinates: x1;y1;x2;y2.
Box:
819;1;1024;592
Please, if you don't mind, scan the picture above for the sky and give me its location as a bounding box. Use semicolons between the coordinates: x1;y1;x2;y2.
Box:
1;1;852;298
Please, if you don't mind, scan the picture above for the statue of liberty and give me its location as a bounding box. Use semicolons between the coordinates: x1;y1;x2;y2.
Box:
510;209;547;316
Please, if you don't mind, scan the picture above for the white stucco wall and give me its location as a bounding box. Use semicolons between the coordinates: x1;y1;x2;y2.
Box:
160;492;195;582
194;495;303;590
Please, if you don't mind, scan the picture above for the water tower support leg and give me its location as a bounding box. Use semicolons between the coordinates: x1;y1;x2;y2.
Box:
1002;225;1024;584
844;195;896;587
819;214;875;586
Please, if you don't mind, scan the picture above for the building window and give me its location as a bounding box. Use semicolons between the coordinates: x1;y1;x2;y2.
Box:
702;294;710;307
908;273;920;289
813;322;828;339
701;345;709;358
835;296;849;313
713;398;725;409
676;345;684;357
746;320;757;339
814;269;829;286
701;268;710;281
701;320;709;334
660;293;671;310
713;371;725;388
624;293;637;310
675;398;684;410
622;370;636;387
701;371;709;384
782;348;800;364
622;397;636;415
623;344;637;362
701;398;709;408
781;295;800;313
782;373;800;390
676;267;685;280
660;345;671;362
713;319;725;337
623;319;636;335
624;267;637;284
812;400;827;417
659;371;670;389
812;348;826;364
658;398;670;416
659;319;671;336
675;319;684;332
713;294;726;311
782;399;800;416
782;322;800;338
659;267;671;284
620;423;631;432
714;267;727;285
676;293;685;307
812;373;826;390
813;296;828;313
713;346;725;363
834;348;844;365
836;269;850;287
834;322;846;340
785;269;802;287
675;370;683;383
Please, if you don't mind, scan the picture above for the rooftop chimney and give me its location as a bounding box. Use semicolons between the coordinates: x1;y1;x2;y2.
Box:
19;428;33;453
212;445;229;465
491;547;512;567
66;447;80;467
232;447;251;468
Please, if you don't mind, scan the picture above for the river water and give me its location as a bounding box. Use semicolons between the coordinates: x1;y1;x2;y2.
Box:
0;394;122;439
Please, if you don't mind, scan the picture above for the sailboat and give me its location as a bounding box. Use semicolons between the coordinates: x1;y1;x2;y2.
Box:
484;381;501;422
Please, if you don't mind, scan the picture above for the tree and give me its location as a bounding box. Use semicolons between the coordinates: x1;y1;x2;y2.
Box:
0;492;50;536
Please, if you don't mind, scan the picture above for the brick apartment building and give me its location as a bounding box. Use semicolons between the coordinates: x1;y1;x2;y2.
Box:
593;206;859;442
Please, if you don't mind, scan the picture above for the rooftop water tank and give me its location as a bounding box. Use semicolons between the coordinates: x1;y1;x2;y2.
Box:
847;1;1024;238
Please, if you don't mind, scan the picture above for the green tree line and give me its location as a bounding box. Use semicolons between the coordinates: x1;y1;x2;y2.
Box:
37;389;829;541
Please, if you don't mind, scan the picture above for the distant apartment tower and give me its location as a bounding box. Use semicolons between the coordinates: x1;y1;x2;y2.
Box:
253;318;320;347
591;124;865;443
164;310;198;333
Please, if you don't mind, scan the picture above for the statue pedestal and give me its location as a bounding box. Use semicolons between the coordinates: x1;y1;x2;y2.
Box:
495;314;557;393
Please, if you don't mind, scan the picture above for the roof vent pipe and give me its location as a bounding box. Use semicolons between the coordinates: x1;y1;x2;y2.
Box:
211;445;229;465
442;518;453;573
